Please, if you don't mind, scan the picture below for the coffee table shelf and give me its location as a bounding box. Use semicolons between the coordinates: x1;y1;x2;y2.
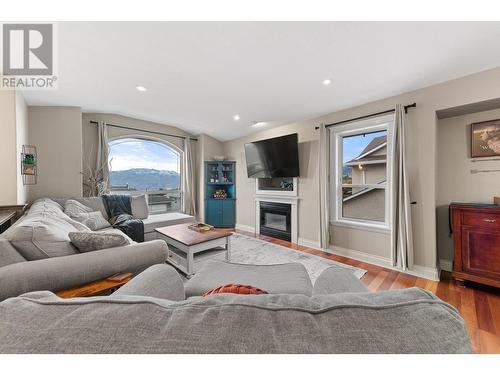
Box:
167;245;228;275
155;223;232;277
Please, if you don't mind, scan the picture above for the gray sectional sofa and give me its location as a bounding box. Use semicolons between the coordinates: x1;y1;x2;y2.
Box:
0;197;193;301
0;264;472;353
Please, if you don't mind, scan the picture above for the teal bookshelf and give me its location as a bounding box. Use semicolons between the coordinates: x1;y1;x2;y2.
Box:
204;161;236;228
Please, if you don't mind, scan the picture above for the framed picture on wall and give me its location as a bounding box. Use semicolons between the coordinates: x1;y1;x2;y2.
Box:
471;119;500;158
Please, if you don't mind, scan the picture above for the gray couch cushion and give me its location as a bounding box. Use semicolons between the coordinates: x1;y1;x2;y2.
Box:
0;239;26;267
2;204;90;260
313;267;369;295
143;212;194;234
27;198;64;215
112;264;185;301
69;231;131;252
0;288;471;353
0;240;169;301
185;260;313;297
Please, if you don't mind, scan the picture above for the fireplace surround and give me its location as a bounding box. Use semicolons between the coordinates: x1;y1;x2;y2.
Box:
259;201;292;241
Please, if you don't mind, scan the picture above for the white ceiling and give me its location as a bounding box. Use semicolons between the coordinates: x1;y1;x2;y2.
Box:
22;22;500;141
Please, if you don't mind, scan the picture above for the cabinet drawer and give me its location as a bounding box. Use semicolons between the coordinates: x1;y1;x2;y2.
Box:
463;212;500;229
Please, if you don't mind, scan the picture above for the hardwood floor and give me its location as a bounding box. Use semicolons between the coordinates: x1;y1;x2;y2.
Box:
231;229;500;354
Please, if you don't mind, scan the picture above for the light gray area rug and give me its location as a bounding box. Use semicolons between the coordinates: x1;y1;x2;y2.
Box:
203;233;366;283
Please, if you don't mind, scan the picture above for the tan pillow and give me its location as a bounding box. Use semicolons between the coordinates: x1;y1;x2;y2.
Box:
64;199;93;216
69;231;131;252
70;211;110;231
131;195;149;219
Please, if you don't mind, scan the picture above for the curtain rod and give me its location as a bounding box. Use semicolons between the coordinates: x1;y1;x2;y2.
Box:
88;120;198;141
314;103;417;130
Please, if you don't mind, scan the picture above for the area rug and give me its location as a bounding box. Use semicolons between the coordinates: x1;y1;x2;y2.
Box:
200;233;366;283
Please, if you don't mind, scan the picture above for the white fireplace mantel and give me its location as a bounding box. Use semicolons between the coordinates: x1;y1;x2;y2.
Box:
254;195;299;244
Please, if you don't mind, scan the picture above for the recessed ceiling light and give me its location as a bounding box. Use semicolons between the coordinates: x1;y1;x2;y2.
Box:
251;121;266;128
136;86;148;92
322;79;331;86
233;114;240;121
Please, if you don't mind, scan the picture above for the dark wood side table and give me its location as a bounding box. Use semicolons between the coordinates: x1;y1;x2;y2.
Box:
0;211;17;235
0;204;28;234
55;273;133;298
450;203;500;288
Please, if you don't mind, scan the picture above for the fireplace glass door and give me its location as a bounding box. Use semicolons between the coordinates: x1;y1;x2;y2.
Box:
260;202;291;241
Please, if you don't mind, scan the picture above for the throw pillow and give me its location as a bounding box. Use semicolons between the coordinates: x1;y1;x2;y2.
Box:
202;284;268;297
131;195;149;219
64;199;93;216
70;211;111;231
69;231;131;253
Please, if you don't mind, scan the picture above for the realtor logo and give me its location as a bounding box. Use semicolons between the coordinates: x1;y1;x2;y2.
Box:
1;23;57;89
3;24;53;75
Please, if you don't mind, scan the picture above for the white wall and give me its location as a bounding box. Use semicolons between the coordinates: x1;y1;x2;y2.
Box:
197;134;224;221
0;91;18;205
224;66;500;274
437;107;500;263
15;92;29;204
0;91;29;205
28;107;83;200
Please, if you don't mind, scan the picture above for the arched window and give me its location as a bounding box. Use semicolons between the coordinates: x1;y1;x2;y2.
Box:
108;137;182;213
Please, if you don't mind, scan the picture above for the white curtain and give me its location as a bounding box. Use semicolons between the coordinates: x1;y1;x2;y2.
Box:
184;138;197;216
391;104;414;270
96;121;110;195
318;123;330;250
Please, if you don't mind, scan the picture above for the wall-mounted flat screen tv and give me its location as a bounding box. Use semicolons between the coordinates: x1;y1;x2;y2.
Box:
244;133;300;178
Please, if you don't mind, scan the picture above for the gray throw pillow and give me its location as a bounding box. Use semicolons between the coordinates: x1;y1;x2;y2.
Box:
70;211;111;231
69;231;131;252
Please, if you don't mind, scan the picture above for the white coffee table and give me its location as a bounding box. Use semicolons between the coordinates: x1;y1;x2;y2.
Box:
155;223;232;277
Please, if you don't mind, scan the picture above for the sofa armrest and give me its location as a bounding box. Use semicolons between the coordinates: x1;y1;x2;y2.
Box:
313;267;369;295
112;264;185;301
0;240;168;301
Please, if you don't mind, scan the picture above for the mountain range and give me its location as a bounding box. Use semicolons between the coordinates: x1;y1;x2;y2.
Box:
110;168;180;191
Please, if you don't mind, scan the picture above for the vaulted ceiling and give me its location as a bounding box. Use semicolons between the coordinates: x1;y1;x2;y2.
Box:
22;22;500;140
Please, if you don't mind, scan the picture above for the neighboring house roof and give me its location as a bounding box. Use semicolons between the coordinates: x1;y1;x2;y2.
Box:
343;179;387;202
346;135;387;165
345;154;386;166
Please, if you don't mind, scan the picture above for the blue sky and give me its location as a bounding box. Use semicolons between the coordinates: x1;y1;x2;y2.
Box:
343;130;387;162
109;138;180;172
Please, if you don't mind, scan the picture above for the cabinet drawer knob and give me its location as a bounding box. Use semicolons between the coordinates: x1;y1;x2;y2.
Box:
483;218;496;223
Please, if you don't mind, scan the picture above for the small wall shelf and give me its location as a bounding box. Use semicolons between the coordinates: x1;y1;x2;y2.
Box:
205;161;236;228
21;145;37;185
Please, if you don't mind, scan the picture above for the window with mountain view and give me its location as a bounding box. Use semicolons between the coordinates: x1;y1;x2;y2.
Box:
329;113;394;230
108;138;182;214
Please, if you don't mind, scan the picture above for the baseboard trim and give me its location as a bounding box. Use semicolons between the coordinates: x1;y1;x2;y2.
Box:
235;223;255;233
327;245;393;267
298;237;321;249
439;259;453;272
327;245;440;281
407;265;440;281
234;224;439;281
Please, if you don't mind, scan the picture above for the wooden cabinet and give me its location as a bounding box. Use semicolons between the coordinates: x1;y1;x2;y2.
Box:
204;161;236;228
451;203;500;288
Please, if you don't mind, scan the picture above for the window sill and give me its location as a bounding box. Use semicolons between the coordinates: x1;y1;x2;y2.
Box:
329;219;391;234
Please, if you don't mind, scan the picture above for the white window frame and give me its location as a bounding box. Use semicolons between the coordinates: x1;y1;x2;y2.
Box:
329;113;395;232
108;136;184;214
